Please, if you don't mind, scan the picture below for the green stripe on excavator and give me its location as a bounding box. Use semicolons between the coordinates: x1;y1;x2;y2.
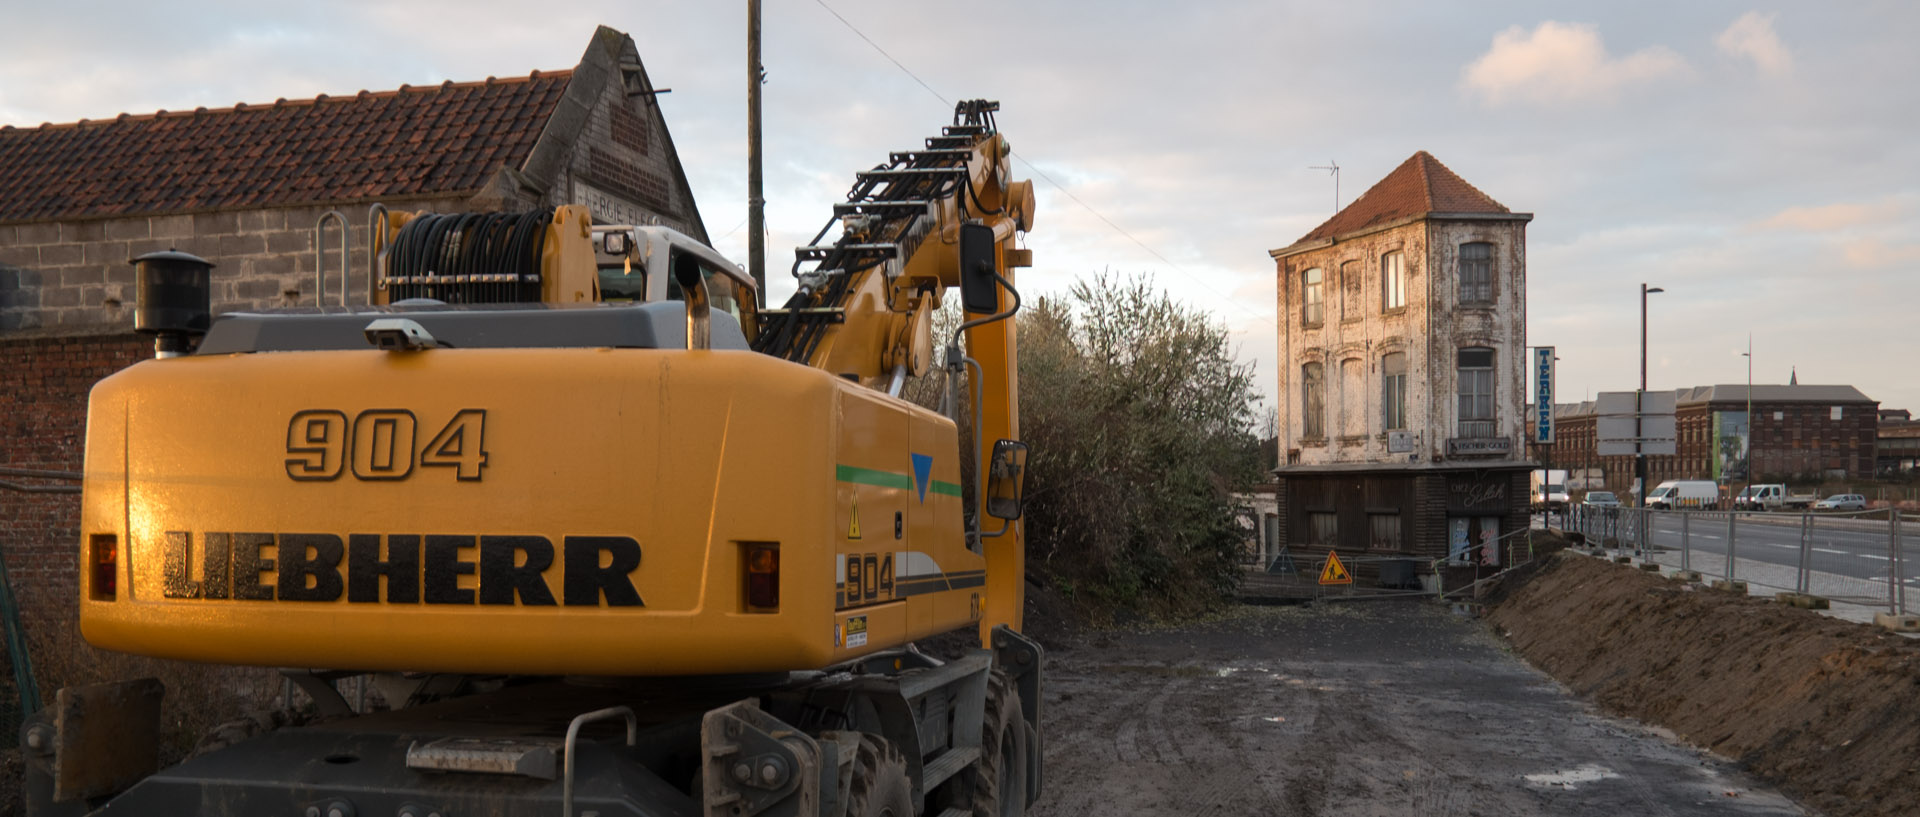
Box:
836;465;963;499
836;465;913;490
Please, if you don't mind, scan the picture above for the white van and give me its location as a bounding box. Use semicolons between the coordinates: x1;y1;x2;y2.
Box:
1647;480;1719;510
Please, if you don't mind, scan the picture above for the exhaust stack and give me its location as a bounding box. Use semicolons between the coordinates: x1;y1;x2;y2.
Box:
130;250;213;358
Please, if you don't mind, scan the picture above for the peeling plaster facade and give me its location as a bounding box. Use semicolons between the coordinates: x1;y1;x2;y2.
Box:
1266;158;1534;573
1275;213;1531;468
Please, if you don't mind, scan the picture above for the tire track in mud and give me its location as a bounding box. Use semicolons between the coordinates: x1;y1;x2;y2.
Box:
1031;604;1808;817
1046;661;1292;816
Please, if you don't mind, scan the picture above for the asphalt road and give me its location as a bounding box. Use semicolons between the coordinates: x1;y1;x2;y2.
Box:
1554;509;1919;587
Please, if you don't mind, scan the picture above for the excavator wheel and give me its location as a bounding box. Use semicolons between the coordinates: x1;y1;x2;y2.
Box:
967;669;1029;817
847;733;916;817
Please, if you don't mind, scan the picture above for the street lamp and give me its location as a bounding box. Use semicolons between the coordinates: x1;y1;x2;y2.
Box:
1741;335;1752;509
1636;283;1665;509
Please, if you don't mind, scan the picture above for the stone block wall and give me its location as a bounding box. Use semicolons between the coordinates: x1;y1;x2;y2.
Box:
0;195;470;335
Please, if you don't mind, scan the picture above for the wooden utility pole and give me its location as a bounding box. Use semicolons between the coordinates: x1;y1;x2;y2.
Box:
747;0;767;306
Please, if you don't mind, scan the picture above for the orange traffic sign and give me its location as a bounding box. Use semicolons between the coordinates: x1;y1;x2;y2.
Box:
1319;550;1353;585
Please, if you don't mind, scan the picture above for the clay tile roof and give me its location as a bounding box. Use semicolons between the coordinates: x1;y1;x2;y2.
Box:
1294;151;1511;244
0;70;573;223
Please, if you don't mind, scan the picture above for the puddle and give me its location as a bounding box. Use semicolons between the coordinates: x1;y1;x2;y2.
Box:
1523;764;1621;789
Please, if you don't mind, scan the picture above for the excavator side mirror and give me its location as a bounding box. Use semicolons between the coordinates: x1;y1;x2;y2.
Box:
984;439;1029;520
958;223;999;314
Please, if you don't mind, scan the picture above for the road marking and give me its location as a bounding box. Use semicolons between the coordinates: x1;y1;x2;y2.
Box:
1813;548;1851;555
1857;554;1891;561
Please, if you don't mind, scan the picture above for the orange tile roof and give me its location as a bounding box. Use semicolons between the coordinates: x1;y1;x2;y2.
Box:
1295;151;1510;244
0;71;572;223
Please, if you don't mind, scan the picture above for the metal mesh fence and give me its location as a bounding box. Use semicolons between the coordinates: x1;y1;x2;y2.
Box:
1243;526;1551;602
1567;505;1909;615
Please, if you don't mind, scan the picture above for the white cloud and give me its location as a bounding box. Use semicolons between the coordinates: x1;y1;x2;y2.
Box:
1716;12;1793;77
1461;21;1688;107
1755;199;1904;232
1840;239;1920;269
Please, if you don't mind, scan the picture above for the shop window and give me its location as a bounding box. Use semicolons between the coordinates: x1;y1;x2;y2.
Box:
1309;512;1337;545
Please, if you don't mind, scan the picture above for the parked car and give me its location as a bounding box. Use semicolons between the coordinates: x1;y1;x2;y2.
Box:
1582;491;1620;508
1813;494;1867;511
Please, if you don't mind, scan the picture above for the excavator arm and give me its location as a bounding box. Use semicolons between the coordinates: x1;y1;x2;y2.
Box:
754;100;1036;641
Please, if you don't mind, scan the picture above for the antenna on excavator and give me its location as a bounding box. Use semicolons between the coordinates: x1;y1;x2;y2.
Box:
1309;160;1340;212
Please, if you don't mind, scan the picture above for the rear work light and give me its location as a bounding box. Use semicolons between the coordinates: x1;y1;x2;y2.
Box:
89;534;117;601
744;543;779;611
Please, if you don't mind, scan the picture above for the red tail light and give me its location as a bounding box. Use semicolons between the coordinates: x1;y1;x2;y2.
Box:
89;534;117;601
745;543;779;611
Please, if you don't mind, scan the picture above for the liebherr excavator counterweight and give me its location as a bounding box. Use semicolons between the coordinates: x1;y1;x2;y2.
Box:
25;100;1042;817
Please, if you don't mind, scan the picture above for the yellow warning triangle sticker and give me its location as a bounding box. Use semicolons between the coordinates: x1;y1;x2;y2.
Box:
1319;550;1352;585
848;498;862;540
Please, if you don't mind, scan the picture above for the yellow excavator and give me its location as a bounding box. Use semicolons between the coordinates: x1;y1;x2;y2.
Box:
25;100;1041;817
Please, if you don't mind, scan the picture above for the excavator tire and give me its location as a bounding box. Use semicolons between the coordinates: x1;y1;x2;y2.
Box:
968;669;1029;817
847;733;916;817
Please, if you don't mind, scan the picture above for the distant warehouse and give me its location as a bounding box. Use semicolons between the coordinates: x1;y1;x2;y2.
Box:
1531;384;1880;495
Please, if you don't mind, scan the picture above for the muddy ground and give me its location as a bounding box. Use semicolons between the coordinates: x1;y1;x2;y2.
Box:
1487;552;1920;817
1029;600;1807;816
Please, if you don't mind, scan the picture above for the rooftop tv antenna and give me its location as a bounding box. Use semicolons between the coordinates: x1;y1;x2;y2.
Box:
1309;160;1341;212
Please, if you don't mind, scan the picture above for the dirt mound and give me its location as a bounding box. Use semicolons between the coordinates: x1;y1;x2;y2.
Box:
1489;552;1920;817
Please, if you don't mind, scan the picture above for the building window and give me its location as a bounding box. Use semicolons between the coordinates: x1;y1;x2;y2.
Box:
1368;512;1403;550
1303;268;1323;326
1302;362;1325;439
1382;352;1408;431
1457;347;1495;436
1309;512;1338;545
1382;251;1405;310
1340;260;1362;321
1458;242;1493;304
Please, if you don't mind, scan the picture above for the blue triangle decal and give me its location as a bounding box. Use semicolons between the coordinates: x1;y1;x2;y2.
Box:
911;453;933;503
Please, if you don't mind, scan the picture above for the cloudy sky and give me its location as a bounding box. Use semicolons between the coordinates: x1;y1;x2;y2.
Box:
4;1;1917;415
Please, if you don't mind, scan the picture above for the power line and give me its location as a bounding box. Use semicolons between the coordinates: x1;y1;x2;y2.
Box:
808;0;1270;323
811;0;949;107
1004;151;1265;320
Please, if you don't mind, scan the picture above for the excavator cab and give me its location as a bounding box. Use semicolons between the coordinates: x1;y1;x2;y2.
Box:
591;223;756;334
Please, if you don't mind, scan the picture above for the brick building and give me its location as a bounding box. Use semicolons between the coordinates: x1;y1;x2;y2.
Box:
0;25;707;669
1881;410;1920;476
1268;152;1534;570
1531;384;1880;498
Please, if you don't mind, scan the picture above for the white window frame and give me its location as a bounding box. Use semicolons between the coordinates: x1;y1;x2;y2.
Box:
1303;268;1324;326
1382;250;1405;311
1458;242;1493;305
1458;347;1495;422
1382;351;1408;431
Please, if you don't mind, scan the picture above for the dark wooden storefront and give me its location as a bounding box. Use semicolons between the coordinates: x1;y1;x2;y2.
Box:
1274;467;1531;571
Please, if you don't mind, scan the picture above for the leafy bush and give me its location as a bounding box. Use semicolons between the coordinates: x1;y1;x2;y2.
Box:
1015;273;1264;621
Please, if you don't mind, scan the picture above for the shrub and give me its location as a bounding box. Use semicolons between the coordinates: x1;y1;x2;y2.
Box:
1014;273;1264;621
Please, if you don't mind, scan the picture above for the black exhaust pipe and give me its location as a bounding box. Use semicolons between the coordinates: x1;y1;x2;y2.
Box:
130;250;213;358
